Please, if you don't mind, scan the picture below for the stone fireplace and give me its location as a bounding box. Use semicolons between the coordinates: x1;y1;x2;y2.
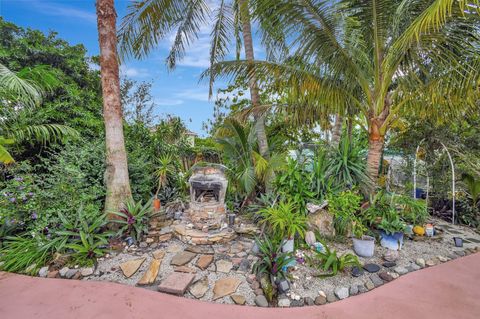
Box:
188;164;228;230
171;163;236;245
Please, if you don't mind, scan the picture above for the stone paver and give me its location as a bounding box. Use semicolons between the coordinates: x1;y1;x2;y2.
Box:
120;257;146;278
170;251;196;266
137;259;161;285
158;272;195;295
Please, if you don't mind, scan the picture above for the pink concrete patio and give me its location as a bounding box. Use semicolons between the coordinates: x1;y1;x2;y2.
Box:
1;253;479;319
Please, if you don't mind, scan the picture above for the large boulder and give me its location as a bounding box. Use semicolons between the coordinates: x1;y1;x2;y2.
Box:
307;203;335;237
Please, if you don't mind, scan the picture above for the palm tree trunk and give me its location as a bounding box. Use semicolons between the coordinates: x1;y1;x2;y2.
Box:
96;0;132;218
238;0;269;160
331;114;343;145
366;118;385;185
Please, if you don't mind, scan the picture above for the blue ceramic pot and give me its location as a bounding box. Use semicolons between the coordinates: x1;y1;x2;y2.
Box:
380;231;404;250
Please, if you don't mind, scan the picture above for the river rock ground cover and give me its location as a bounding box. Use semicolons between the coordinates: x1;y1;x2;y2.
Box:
79;217;480;307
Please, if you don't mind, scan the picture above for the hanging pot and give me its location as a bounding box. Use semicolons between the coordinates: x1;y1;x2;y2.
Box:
352;235;375;257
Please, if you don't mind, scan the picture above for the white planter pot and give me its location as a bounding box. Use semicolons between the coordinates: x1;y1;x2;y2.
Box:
282;238;294;253
352;235;375;257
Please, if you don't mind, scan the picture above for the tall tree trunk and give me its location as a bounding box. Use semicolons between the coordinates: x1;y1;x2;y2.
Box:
96;0;132;218
331;114;343;145
366;117;385;186
238;0;269;160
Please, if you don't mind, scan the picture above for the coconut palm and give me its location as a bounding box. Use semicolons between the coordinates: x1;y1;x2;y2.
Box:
118;0;288;162
206;0;480;185
96;0;132;215
0;63;78;164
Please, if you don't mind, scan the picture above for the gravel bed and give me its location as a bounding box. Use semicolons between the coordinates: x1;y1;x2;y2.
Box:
86;217;480;306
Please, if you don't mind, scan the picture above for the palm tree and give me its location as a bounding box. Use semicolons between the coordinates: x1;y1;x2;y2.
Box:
207;0;480;185
0;63;77;164
118;0;284;161
216;118;284;200
96;0;132;215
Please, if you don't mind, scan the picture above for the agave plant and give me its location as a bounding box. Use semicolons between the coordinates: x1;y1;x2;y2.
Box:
111;199;153;242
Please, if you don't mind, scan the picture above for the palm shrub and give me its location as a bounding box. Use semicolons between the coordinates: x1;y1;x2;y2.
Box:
461;173;480;208
217;119;284;199
112;199;153;242
0;63;78;164
259;200;308;240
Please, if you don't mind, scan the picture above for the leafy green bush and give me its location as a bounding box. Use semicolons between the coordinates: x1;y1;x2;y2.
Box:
112;199;153;242
275;158;315;213
377;213;407;235
0;163;39;238
394;195;428;225
308;242;360;277
327;190;362;236
259;200;308;240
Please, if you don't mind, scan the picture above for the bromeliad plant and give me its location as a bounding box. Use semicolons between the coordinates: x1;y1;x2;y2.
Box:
56;208;112;265
308;242;360;277
252;235;295;282
112;199;153;242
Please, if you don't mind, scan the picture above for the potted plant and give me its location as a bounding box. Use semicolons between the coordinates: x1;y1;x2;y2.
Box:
154;155;175;211
351;222;375;257
259;201;307;253
377;216;407;250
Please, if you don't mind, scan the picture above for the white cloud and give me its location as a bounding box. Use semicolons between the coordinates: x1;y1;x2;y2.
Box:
30;0;96;23
120;66;151;78
155;99;184;106
174;88;211;102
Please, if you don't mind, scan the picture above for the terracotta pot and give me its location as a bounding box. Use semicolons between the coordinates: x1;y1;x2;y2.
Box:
153;198;161;211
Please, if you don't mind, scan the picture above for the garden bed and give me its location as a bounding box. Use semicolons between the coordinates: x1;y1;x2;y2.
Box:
71;217;480;307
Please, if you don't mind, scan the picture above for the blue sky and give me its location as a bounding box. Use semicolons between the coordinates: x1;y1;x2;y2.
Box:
0;0;253;136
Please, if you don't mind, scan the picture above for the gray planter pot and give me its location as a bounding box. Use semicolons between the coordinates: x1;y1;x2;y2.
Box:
352;235;375;257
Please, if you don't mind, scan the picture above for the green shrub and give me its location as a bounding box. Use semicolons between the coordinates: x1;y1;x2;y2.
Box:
252;235;295;281
275;158;315;213
259;200;308;240
327;190;362;236
308;242;360;277
394;195;428;225
112;199;153;242
0;235;66;274
56;207;111;266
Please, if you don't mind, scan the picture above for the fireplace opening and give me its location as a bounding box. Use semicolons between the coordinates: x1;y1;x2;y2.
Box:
191;181;221;203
